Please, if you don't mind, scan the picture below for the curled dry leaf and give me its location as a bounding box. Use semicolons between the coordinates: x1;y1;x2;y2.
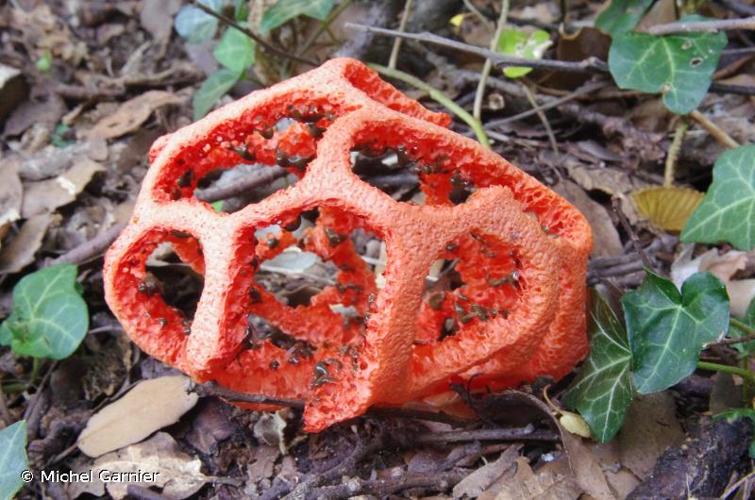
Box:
77;375;199;457
0;162;23;241
452;445;520;499
85;91;183;140
21;158;104;218
495;456;582;500
555;180;622;258
0;213;53;274
69;432;207;500
671;245;755;316
253;410;289;455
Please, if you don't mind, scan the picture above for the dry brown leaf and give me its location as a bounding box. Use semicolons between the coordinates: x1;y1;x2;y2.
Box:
495;456;582;500
554;180;622;258
0;161;23;241
140;0;182;43
631;186;704;232
77;375;198;457
0;213;53;273
671;246;755;316
69;432;207;499
566;164;647;196
453;445;520;499
85;91;182;140
561;431;616;500
253;410;289;454
21;158;104;218
617;392;684;479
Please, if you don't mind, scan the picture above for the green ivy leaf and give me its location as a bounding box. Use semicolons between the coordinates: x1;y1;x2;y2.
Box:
715;408;755;458
192;68;241;120
213;26;256;74
595;0;653;36
174;0;223;44
681;145;755;251
0;420;28;499
564;289;634;443
0;264;88;359
496;28;552;79
608;20;727;114
260;0;335;34
623;271;729;394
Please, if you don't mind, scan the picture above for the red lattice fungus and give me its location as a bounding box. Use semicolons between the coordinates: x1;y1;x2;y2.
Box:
104;58;592;431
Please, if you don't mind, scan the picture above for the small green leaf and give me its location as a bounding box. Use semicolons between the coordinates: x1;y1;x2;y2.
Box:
211;200;224;212
681;145;755;251
0;264;88;359
595;0;654;36
35;50;52;72
608;19;727;114
564;289;634;442
260;0;335;34
496;28;552;79
623;271;729;394
213;26;256;74
234;0;250;21
715;408;755;458
174;0;223;44
192;68;241;120
0;420;28;499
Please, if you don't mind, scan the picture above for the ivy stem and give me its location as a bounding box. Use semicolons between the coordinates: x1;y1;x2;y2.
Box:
369;64;491;148
731;318;755;336
472;0;509;120
697;361;755;385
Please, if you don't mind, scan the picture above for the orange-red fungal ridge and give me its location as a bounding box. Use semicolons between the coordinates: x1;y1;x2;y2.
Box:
103;58;592;432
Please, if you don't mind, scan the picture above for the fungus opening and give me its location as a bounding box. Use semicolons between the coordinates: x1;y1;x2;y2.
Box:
144;240;205;334
415;231;523;345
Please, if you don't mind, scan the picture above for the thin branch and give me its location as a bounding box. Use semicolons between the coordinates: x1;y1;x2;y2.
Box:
648;15;755;35
196;166;288;202
369;63;491;148
689;110;740;148
521;81;559;154
189;0;318;67
345;23;608;74
388;0;414;69
709;82;755;96
295;0;353;58
612;197;655;271
473;0;509;120
416;427;560;444
50;223;126;266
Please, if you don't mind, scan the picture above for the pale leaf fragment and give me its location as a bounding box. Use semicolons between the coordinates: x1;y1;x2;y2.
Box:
77;375;198;457
86;91;182;140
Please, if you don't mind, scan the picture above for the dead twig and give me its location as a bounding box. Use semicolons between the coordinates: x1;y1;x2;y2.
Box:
612;197;655;272
388;0;414;69
345;23;609;74
310;469;469;498
415;426;560;444
689;110;740;149
473;0;509;120
49;223;126;266
196;166;289;202
648;15;755;35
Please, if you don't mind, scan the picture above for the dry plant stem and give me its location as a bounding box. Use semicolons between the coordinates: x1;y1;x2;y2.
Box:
717;332;755;346
296;0;353;57
369;63;492;148
720;471;755;500
388;0;414;69
520;81;559;154
664;119;688;187
0;386;11;426
473;0;509;121
50;222;127;266
462;0;494;28
612;197;654;271
416;427;560;444
648;15;755;35
189;0;318;67
346;23;608;73
697;361;755;385
689;110;740;148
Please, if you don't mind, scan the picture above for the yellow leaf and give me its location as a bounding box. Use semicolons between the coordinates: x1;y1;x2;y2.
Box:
559;411;592;438
632;186;704;232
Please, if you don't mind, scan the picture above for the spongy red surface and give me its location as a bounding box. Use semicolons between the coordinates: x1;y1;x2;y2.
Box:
104;58;591;432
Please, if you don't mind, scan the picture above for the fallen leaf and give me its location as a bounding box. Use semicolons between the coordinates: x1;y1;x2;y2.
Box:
4;93;65;137
566;164;647;196
248;445;280;480
671;245;755;316
85;91;183;140
554;180;622;258
495;456;582;500
21;158;103;218
0;162;23;241
453;445;520;498
185;399;236;454
617;392;684;478
632;186;704;232
140;0;183;43
0;214;53;273
69;432;207;499
561;431;616;500
77;375;199;457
